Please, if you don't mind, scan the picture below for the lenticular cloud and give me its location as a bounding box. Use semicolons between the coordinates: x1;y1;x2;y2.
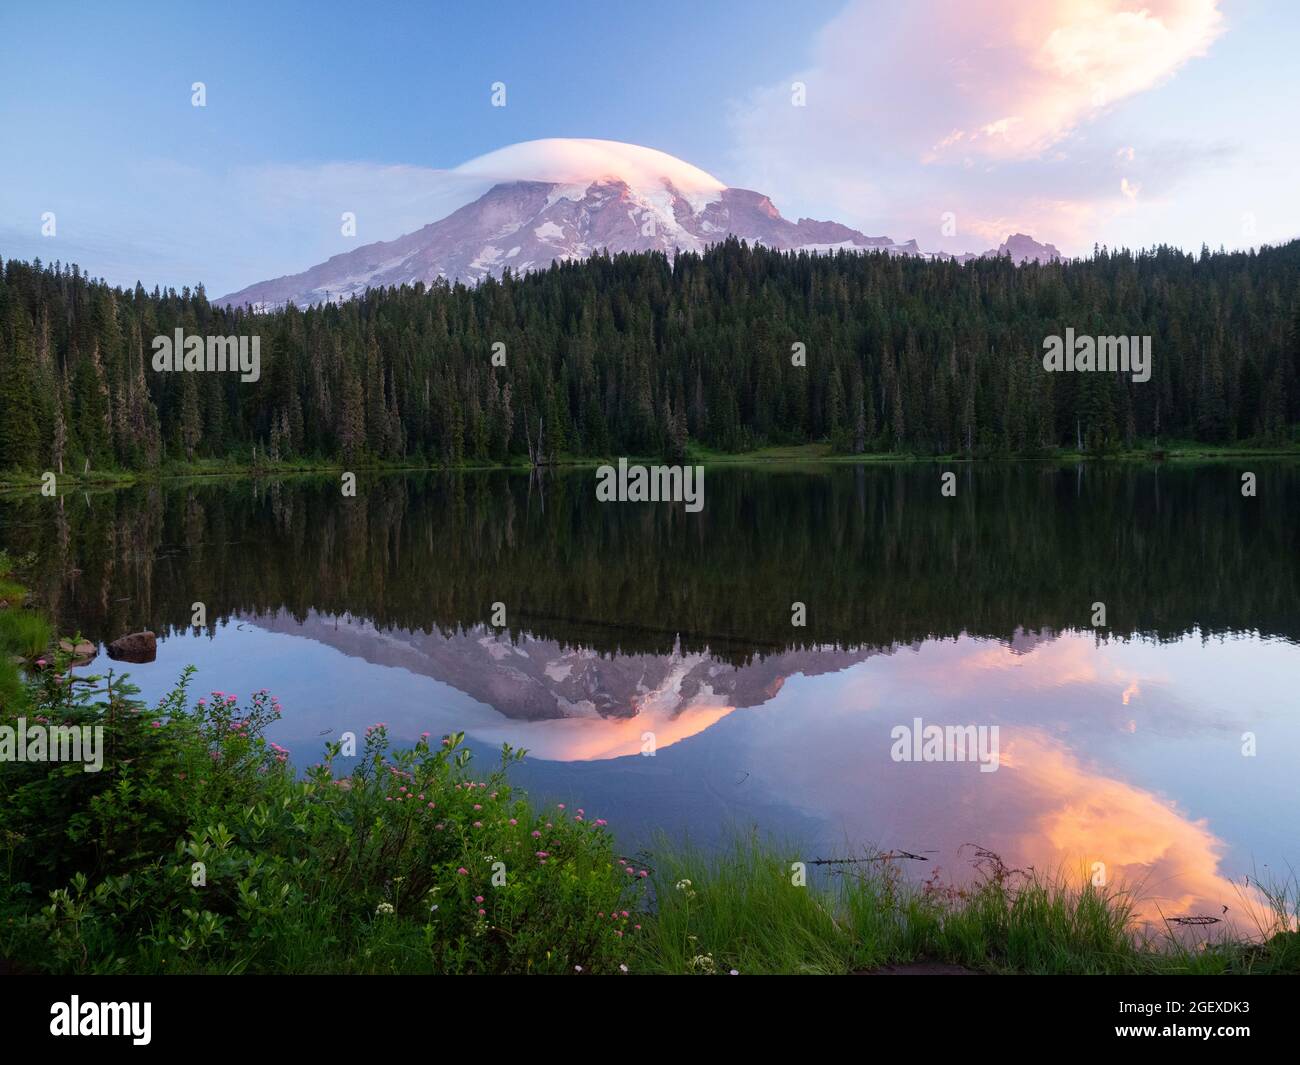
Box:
454;138;727;200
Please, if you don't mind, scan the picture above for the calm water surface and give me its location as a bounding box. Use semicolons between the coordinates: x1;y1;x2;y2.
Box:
3;463;1297;926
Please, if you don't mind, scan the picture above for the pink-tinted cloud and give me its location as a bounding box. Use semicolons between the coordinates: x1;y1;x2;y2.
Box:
923;0;1225;160
730;0;1226;253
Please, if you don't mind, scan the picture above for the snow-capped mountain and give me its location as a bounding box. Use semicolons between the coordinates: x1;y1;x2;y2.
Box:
217;139;1061;310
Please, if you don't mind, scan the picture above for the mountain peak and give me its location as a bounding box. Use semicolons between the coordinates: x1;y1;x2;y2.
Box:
992;233;1063;264
217;139;1064;309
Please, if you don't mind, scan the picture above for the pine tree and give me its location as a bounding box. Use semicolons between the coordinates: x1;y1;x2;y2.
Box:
0;295;40;469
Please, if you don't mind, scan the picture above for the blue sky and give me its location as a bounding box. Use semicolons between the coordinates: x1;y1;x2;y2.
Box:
2;0;1297;295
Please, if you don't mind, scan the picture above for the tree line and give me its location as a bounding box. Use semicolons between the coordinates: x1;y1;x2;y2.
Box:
2;238;1299;472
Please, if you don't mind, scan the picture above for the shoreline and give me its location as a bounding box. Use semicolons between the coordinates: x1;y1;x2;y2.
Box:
1;441;1297;492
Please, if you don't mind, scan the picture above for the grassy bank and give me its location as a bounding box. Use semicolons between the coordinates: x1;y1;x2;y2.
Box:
684;439;1300;466
1;638;1295;975
641;837;1299;975
0;553;52;711
3;435;1299;491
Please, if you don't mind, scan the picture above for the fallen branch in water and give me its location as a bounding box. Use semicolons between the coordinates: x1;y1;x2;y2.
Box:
809;850;930;866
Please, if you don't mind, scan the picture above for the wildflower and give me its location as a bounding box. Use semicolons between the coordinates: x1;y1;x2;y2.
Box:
730;970;740;976
509;818;518;826
457;867;468;876
574;966;583;973
619;964;628;973
531;830;541;839
557;804;565;810
473;821;483;828
375;902;395;916
473;804;482;811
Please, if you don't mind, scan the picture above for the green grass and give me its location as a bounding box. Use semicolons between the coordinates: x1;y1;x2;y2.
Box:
0;609;53;661
0;555;38;718
629;834;1300;975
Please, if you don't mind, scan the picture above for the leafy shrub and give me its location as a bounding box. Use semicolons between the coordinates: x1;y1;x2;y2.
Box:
0;667;644;974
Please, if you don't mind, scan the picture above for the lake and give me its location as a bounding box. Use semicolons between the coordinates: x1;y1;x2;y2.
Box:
3;461;1297;927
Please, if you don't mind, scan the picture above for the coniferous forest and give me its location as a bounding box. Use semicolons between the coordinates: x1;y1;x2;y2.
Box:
2;237;1299;474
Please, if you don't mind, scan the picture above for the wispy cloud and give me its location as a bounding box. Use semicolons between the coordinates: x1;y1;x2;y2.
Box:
728;0;1227;253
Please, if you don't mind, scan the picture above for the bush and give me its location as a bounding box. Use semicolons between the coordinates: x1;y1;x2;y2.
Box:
0;667;645;974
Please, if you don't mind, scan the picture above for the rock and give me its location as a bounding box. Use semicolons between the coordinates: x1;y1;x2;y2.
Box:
59;638;97;658
106;631;157;663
